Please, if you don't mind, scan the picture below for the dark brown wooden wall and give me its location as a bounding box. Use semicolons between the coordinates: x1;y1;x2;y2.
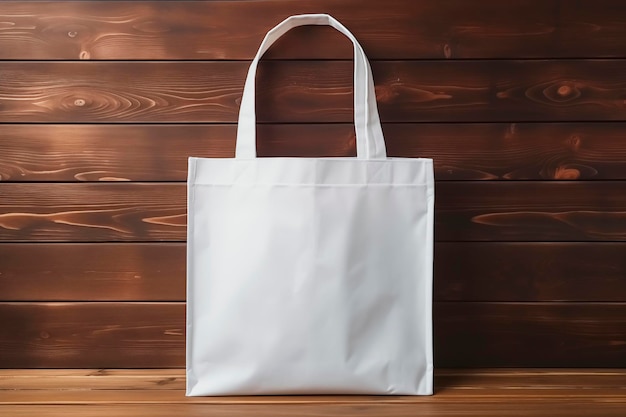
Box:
1;0;625;368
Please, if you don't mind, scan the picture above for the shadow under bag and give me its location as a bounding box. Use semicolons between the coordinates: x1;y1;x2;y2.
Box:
186;13;434;396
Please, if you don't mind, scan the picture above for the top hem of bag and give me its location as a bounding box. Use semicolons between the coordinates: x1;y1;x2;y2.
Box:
189;157;434;163
191;183;431;187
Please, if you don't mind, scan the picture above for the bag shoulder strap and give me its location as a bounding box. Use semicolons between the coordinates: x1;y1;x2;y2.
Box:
235;14;387;160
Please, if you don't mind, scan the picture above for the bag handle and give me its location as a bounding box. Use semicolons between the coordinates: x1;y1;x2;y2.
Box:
235;14;387;160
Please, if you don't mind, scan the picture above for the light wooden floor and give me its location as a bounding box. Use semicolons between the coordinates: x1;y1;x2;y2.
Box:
1;369;625;416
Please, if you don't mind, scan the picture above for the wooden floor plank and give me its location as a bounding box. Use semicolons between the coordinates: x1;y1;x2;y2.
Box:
2;369;624;392
1;369;624;416
0;369;185;390
2;388;626;404
1;402;625;417
437;369;626;390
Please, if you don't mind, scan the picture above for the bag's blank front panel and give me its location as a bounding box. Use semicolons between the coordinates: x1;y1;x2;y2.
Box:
1;0;625;368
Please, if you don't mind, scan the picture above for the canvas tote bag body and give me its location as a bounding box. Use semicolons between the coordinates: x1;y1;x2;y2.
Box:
186;14;434;396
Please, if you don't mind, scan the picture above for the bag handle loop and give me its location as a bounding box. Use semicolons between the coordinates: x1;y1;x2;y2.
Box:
235;14;387;160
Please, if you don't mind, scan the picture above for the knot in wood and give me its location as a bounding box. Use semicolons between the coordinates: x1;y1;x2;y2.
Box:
557;85;572;96
539;81;581;103
74;99;86;107
554;166;580;180
68;31;78;38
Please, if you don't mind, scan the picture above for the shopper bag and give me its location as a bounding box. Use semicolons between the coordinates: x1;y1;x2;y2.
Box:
186;14;434;396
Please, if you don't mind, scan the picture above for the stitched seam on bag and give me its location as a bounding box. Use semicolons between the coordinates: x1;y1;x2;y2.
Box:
192;183;430;187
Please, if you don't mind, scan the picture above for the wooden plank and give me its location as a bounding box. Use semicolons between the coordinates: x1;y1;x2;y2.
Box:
3;182;626;242
386;123;626;181
0;369;186;391
435;243;626;301
1;370;625;416
3;123;626;182
0;183;186;242
4;371;623;416
0;302;625;368
436;181;626;241
2;369;625;392
1;61;625;123
0;244;186;301
2;403;626;417
435;303;626;367
435;369;626;390
2;242;625;302
3;388;626;404
0;302;185;368
0;1;625;60
0;125;234;182
0;403;625;417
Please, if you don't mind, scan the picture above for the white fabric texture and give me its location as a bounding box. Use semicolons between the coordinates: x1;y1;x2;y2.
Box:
186;14;434;396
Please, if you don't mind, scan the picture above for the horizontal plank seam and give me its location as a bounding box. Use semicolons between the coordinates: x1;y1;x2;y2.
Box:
4;121;626;126
3;120;626;125
1;301;626;305
3;58;626;63
5;180;626;184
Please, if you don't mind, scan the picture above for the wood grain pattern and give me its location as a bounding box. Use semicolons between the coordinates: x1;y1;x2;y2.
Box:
0;0;625;60
435;303;626;367
0;183;185;242
2;242;625;302
2;0;625;378
1;61;625;123
3;123;626;182
3;368;625;391
4;387;626;404
3;182;626;242
0;125;235;182
386;123;626;181
2;370;626;415
436;181;626;241
0;302;184;368
435;369;626;390
0;244;186;301
0;302;625;368
3;403;626;417
0;369;187;391
369;60;626;123
435;243;626;301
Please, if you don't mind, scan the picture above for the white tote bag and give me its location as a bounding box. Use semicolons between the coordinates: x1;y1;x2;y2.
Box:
186;14;434;396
